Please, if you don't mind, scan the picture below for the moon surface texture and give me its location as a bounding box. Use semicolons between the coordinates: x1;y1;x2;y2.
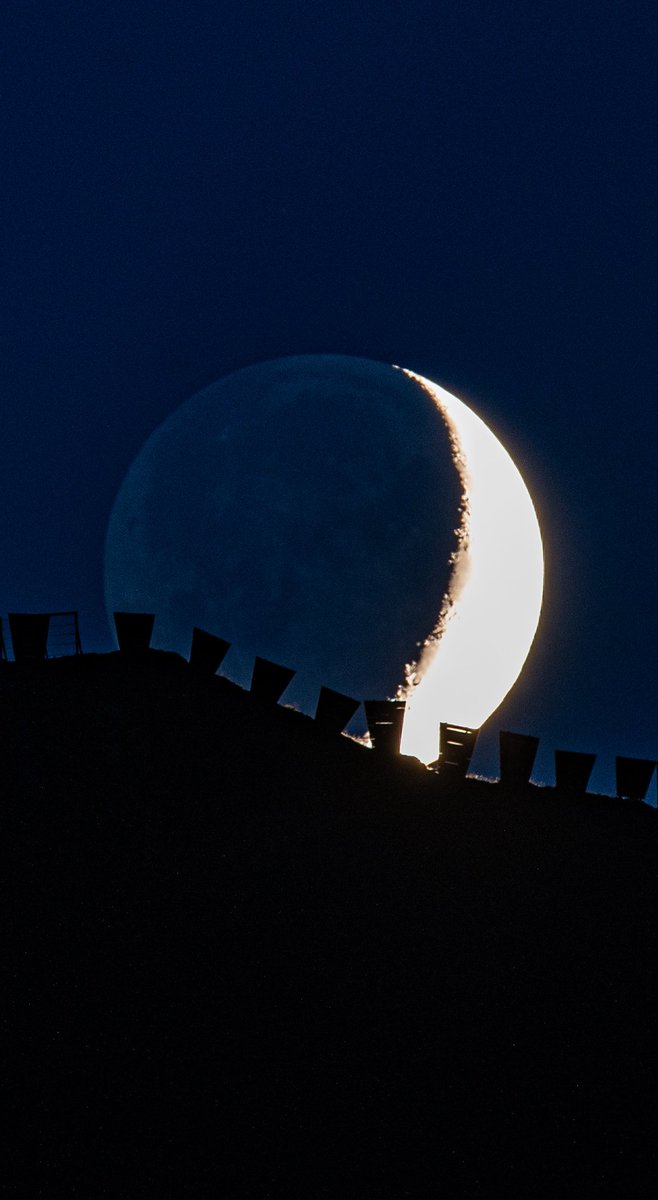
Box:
104;356;544;761
105;356;461;714
399;369;544;761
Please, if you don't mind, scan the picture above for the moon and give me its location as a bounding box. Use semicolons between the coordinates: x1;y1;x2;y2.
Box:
104;356;544;762
104;356;461;714
398;368;544;762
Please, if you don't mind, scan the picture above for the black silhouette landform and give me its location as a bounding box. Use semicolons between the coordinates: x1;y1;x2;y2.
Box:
5;650;657;1196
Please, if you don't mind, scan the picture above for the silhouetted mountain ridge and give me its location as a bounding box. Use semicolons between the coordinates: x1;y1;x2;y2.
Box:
5;653;657;1197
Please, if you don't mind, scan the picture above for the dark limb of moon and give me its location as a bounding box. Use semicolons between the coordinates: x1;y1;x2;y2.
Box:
104;356;461;714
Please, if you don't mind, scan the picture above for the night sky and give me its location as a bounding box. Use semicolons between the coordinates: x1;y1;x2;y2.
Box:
2;1;655;795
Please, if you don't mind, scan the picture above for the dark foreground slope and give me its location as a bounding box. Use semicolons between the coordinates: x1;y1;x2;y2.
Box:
4;654;657;1197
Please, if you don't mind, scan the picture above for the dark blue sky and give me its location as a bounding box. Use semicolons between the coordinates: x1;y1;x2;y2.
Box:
1;1;655;794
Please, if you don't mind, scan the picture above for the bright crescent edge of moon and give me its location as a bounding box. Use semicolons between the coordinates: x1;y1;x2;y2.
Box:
398;368;545;764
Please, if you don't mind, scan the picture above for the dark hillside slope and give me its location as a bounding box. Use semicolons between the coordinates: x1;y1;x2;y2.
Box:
4;654;657;1196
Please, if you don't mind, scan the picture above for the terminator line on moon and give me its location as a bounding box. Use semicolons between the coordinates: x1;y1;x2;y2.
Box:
104;356;544;763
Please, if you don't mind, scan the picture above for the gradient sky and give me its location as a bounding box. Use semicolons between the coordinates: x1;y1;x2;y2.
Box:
1;1;655;796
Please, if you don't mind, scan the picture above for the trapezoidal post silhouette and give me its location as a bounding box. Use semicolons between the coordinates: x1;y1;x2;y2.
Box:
314;686;361;734
437;722;479;780
363;699;406;755
499;730;539;788
8;613;51;663
250;656;295;704
188;627;231;676
615;756;657;802
554;749;596;795
113;612;155;657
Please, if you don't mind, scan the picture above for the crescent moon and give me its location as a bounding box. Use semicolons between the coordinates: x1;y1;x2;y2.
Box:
398;368;544;763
